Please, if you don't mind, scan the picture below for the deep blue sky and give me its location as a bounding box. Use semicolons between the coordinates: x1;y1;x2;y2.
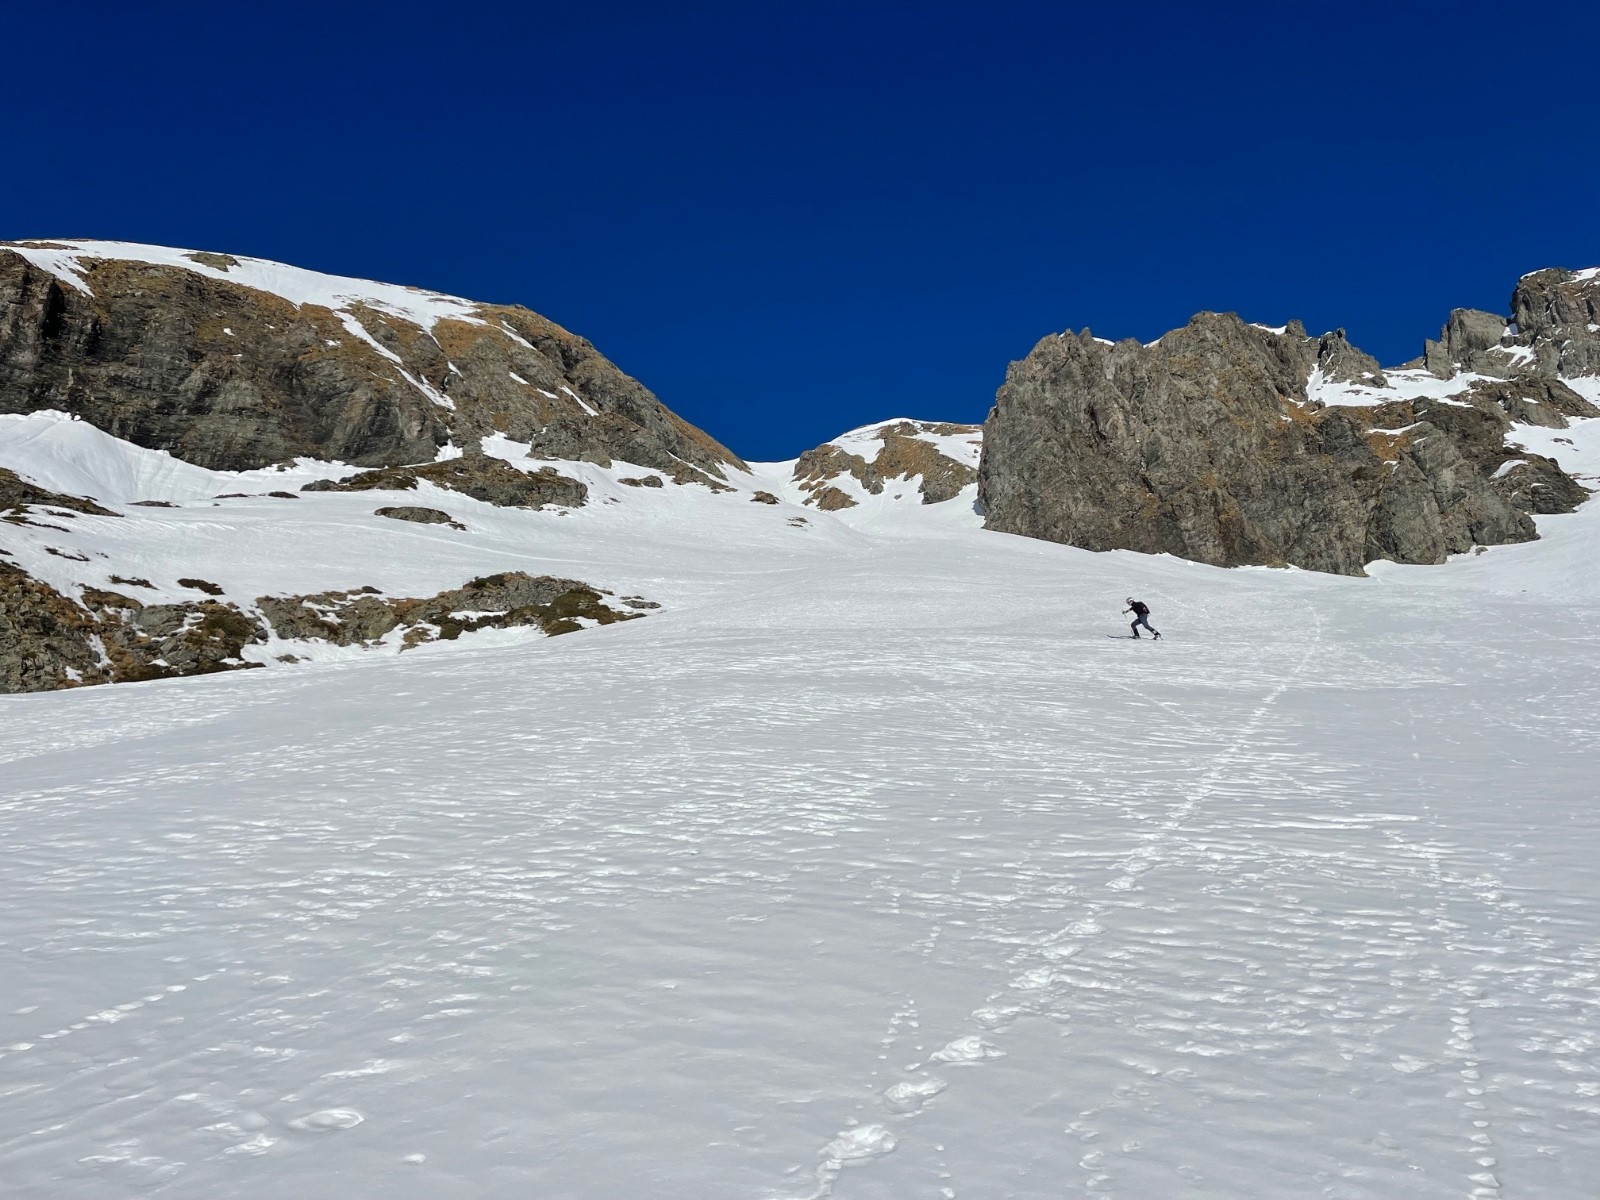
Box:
7;1;1598;460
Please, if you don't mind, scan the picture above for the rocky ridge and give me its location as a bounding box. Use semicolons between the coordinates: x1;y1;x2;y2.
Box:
979;271;1600;575
0;240;744;485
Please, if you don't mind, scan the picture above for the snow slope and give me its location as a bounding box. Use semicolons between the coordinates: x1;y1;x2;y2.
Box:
3;411;1600;1198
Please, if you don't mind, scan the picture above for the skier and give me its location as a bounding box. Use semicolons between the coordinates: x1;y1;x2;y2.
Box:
1123;597;1161;640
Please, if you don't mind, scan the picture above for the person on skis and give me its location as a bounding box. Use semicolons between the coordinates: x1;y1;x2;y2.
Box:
1123;597;1160;640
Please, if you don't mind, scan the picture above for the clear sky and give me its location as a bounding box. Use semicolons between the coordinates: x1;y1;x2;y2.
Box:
7;1;1598;460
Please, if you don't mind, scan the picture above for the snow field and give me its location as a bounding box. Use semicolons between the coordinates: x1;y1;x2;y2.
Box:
4;407;1600;1197
5;486;1600;1197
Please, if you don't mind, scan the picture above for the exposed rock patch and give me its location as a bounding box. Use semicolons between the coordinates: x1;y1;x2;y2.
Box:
0;562;651;693
0;468;118;518
0;563;107;691
807;484;859;511
0;567;268;693
302;455;587;510
375;506;464;528
257;572;640;648
793;420;980;508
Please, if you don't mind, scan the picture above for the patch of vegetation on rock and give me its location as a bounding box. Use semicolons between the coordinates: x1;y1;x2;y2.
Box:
183;251;240;271
178;577;225;595
97;596;266;683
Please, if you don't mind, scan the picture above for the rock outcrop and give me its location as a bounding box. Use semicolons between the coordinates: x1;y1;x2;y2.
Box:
302;454;587;509
980;306;1597;576
1421;269;1600;380
1;569;267;693
0;564;642;694
792;420;981;509
257;573;637;650
0;240;744;483
2;467;118;519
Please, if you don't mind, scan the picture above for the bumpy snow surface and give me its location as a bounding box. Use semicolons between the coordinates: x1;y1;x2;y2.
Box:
5;425;1600;1199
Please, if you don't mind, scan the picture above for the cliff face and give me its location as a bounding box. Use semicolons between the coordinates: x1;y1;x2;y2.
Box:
0;240;743;482
979;277;1599;576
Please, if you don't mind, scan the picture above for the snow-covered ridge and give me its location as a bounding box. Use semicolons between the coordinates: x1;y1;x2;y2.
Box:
2;238;489;331
1520;264;1600;283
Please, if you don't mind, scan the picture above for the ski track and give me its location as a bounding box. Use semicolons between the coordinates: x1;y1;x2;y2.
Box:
2;549;1599;1198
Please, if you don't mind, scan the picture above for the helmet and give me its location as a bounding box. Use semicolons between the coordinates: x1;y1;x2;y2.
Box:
1126;597;1135;603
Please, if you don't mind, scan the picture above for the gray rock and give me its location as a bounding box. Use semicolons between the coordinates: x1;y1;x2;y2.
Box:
375;505;464;528
257;572;644;648
979;313;1553;576
1511;269;1600;378
302;455;587;509
1316;329;1387;388
1416;269;1600;381
1423;309;1513;379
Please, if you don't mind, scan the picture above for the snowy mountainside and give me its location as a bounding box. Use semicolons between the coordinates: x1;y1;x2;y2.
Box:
5;245;1600;1195
0;408;983;692
4;414;1600;1197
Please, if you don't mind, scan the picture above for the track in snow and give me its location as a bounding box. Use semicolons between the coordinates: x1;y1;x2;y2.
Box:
3;536;1600;1199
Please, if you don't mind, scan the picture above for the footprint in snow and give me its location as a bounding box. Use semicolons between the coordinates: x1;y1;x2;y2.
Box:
972;1004;1021;1029
882;1077;948;1113
821;1123;897;1166
930;1035;1005;1063
287;1108;365;1132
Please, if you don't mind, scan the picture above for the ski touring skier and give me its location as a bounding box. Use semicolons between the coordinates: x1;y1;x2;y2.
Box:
1123;597;1161;640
